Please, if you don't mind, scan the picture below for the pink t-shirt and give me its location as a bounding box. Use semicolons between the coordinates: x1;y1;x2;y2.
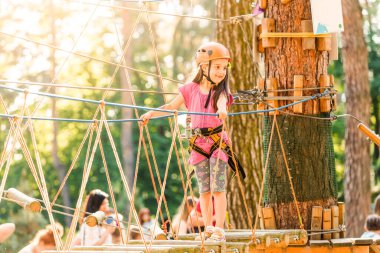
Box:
179;82;232;165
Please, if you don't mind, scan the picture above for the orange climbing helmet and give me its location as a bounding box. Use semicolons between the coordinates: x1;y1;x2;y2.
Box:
195;42;231;66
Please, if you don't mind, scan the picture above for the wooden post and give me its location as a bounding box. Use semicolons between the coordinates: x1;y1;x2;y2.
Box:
331;205;340;239
319;74;331;113
310;206;323;240
312;100;320;114
293;75;304;113
260;0;267;10
301;20;315;50
330;75;335;86
338;202;345;238
266;78;279;115
262;18;276;48
317;34;332;51
5;188;41;212
258;206;265;229
86;211;106;227
258;78;265;114
253;20;260;62
329;33;339;62
262;207;277;229
257;25;264;53
322;208;332;240
330;74;337;111
358;123;380;147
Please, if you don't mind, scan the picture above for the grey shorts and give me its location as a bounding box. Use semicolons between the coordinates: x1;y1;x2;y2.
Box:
193;157;227;193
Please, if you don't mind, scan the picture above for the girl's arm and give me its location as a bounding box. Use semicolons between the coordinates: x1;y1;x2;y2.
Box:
140;93;185;125
92;225;115;246
216;94;228;120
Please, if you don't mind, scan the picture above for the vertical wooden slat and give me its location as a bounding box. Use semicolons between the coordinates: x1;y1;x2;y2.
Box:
293;75;304;114
319;74;331;113
338;202;346;238
332;205;340;239
311;206;323;240
262;18;276;48
323;208;332;240
301;20;315;50
262;207;277;229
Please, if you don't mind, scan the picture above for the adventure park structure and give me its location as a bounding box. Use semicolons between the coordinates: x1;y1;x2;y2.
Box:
1;0;380;253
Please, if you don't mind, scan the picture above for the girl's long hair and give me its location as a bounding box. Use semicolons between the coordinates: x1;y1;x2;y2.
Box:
192;64;230;111
82;189;109;220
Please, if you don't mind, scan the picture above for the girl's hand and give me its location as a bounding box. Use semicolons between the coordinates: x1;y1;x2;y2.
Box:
140;111;153;126
217;110;227;121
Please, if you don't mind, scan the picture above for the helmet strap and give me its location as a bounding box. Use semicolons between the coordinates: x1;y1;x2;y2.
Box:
203;61;216;109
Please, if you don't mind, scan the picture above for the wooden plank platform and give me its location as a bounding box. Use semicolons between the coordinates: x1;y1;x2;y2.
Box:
43;230;376;253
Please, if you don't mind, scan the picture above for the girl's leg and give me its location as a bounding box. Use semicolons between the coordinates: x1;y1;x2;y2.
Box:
213;192;226;228
210;157;228;229
200;192;213;227
194;159;213;227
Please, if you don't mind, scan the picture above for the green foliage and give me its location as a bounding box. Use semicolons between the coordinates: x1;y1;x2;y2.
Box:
0;1;212;251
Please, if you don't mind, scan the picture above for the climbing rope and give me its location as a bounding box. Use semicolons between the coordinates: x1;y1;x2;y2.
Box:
274;118;304;229
0;79;178;95
0;31;181;85
110;6;175;236
62;0;229;22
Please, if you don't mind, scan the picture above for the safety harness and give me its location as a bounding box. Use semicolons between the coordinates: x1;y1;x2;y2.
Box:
189;124;246;179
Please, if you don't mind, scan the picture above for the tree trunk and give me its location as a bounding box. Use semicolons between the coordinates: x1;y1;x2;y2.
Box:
50;0;71;227
341;0;371;237
121;9;135;214
264;0;337;229
216;0;264;229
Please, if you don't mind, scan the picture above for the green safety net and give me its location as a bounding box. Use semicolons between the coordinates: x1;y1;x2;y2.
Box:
263;114;337;204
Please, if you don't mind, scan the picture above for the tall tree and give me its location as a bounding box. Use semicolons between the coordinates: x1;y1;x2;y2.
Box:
216;0;264;228
341;0;371;237
49;0;71;227
260;0;337;229
120;5;135;214
364;0;380;177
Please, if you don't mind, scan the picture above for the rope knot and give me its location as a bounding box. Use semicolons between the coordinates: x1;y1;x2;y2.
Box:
13;115;20;122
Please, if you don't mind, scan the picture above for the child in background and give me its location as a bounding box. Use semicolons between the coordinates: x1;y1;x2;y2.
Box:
138;207;153;240
72;189;115;246
172;196;197;235
18;223;63;253
361;214;380;239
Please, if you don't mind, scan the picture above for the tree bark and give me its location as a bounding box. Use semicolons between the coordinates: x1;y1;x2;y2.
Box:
216;0;264;229
264;0;337;229
50;0;71;227
341;0;371;237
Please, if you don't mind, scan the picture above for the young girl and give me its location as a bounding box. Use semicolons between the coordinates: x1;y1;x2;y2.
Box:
72;189;115;246
18;224;63;253
141;42;243;242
